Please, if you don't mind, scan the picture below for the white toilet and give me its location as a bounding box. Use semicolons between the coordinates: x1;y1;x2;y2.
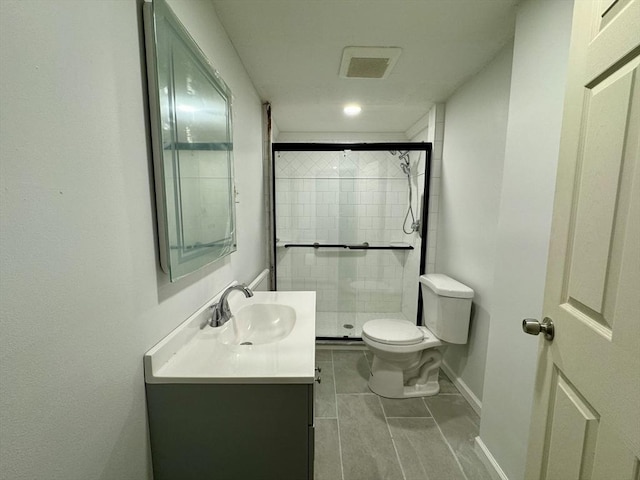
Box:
362;274;474;398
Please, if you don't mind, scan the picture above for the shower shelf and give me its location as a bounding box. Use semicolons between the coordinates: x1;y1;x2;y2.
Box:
279;241;413;250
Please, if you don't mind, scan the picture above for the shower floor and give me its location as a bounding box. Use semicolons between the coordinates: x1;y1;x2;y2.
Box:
316;311;410;338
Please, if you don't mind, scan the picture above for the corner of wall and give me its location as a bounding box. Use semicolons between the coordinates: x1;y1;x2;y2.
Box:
426;104;445;275
478;1;574;479
435;44;514;405
400;104;445;322
474;437;510;480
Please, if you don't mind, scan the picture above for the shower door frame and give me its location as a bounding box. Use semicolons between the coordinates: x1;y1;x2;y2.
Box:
271;142;432;340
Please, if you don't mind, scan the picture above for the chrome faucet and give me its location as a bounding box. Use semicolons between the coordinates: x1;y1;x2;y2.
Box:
209;284;254;327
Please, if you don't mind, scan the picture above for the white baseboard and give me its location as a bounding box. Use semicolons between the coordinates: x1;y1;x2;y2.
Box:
441;361;482;416
475;436;509;480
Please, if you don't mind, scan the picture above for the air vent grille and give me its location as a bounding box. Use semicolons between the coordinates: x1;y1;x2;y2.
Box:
346;57;391;78
339;47;402;79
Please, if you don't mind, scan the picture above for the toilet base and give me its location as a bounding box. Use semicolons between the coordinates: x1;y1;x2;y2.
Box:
367;349;442;399
369;376;440;398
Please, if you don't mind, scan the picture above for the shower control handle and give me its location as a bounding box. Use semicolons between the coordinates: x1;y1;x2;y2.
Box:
522;317;554;341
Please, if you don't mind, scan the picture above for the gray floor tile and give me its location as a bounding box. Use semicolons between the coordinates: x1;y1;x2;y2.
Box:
380;397;431;418
388;417;466;480
316;349;333;362
332;350;367;363
424;395;493;480
314;418;343;480
333;351;370;394
312;348;489;480
315;361;337;418
438;369;459;394
337;394;404;480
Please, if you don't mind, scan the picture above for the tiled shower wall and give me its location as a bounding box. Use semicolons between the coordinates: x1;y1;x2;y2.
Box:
275;149;426;319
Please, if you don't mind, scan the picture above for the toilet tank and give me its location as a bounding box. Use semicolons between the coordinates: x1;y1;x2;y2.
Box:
419;274;474;344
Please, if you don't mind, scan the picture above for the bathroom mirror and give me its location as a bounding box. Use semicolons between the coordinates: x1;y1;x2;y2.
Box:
144;0;236;281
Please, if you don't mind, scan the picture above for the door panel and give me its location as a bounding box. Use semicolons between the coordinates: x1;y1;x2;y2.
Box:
591;423;640;479
567;60;635;318
525;1;640;479
543;371;599;480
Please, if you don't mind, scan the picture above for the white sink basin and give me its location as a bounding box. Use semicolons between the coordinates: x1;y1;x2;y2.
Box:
144;290;316;384
216;303;296;345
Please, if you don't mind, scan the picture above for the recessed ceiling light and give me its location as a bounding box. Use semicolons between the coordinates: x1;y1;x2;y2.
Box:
344;104;362;116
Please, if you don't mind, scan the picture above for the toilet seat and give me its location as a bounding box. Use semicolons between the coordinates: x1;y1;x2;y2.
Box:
362;320;443;354
362;319;424;345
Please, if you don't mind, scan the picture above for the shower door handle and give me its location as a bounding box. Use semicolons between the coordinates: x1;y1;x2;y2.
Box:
346;242;370;250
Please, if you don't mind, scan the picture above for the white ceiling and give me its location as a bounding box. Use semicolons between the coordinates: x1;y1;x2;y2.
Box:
211;0;518;135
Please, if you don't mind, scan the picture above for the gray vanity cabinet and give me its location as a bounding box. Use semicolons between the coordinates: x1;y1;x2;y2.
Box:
146;383;314;480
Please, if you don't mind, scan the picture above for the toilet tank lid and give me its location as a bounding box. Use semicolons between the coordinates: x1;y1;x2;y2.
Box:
419;274;474;298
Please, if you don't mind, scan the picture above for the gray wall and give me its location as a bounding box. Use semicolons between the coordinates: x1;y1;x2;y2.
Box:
435;2;574;477
0;0;265;478
436;45;514;404
479;1;574;479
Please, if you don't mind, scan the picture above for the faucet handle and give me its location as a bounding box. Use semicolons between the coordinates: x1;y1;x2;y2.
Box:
209;303;222;327
209;284;254;328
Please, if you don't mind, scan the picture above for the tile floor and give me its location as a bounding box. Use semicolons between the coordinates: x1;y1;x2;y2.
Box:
314;349;493;480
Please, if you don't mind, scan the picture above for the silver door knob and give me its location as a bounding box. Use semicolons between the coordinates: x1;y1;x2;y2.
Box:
522;317;554;341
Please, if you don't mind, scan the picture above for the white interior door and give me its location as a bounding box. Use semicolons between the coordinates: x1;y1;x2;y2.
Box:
525;1;640;479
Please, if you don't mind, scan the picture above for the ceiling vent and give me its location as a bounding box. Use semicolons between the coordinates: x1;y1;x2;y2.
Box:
339;47;402;79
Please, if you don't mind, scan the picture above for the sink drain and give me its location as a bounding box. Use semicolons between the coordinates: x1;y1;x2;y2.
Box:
343;324;354;329
240;341;253;345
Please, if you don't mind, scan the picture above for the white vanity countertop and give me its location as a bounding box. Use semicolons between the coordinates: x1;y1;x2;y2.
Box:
144;291;316;384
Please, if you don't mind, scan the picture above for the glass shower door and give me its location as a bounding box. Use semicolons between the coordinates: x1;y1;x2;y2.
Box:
273;145;429;339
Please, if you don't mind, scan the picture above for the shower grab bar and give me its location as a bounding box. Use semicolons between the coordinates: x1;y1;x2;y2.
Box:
282;242;413;250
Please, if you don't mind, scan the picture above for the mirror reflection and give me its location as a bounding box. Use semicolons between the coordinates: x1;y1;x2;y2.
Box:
145;0;236;281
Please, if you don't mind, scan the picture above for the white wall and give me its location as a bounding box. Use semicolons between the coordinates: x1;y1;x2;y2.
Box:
435;45;514;405
276;132;407;143
0;0;265;478
478;1;574;479
402;104;444;323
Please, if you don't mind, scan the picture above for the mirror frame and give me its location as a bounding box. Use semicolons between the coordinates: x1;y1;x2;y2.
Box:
143;0;237;282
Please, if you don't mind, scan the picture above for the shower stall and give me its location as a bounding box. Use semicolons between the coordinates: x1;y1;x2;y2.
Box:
272;143;431;340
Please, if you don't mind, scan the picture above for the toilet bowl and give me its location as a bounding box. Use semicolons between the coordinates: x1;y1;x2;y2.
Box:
362;274;474;399
362;319;444;398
